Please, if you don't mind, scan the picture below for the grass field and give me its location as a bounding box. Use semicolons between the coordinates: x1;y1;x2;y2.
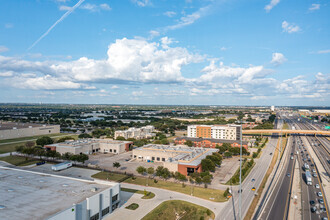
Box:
92;172;227;202
0;133;78;154
142;200;214;220
0;155;41;166
125;203;139;210
121;188;155;199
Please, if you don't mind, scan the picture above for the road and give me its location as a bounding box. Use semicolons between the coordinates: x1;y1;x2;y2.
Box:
259;136;295;220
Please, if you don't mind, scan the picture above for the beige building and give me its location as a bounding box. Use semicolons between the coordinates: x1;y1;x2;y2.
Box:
132;144;217;176
0;122;60;140
114;125;155;139
45;139;133;155
187;124;241;140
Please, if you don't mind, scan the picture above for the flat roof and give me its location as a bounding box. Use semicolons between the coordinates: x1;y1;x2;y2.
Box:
0;122;56;131
175;137;248;145
46;138;132;148
0;167;111;220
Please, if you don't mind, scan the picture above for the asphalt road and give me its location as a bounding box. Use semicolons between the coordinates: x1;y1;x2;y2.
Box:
216;137;278;220
259;136;296;220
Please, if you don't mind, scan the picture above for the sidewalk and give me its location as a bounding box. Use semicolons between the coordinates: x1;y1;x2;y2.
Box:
288;159;302;220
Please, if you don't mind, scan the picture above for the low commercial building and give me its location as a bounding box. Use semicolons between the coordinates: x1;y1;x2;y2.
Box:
174;137;248;150
132;144;218;176
0;122;60;140
45;139;133;155
0;167;120;220
187;124;241;141
114;125;155;139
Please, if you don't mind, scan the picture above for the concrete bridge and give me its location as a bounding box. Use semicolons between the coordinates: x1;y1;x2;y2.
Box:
242;129;330;137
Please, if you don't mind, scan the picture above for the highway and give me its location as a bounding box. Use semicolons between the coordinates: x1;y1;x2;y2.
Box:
216;119;281;220
258;136;296;220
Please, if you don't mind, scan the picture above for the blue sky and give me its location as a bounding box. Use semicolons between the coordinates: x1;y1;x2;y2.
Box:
0;0;329;106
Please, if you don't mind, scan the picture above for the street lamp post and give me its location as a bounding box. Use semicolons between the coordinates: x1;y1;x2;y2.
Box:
239;124;242;220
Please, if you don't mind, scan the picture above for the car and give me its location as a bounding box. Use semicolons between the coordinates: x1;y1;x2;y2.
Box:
252;187;256;191
319;199;324;204
313;173;317;178
290;156;294;160
311;206;317;213
287;173;291;177
251;178;255;182
310;200;315;205
321;217;328;220
315;184;320;189
312;169;316;173
270;153;272;155
318;192;323;197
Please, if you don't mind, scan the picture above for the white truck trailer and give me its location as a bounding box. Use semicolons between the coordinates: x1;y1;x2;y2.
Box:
51;161;72;171
306;171;312;185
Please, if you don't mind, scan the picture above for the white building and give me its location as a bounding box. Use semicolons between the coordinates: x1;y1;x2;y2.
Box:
271;106;275;111
114;125;155;139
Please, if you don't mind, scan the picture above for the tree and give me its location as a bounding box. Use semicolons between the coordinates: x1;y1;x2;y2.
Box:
113;162;121;169
136;166;147;175
62;152;74;160
185;140;193;147
77;153;89;164
116;136;126;141
147;167;154;177
57;136;74;143
36;136;53;147
224;152;232;158
160;138;169;145
15;145;24;153
201;159;215;172
195;177;202;184
78;133;92;139
202;175;212;184
25;141;35;148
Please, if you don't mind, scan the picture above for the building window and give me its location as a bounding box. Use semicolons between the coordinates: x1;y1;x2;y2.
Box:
162;158;165;162
110;149;112;152
157;157;160;161
112;194;118;203
102;207;110;216
152;157;155;160
114;150;116;153
90;213;99;220
134;155;137;158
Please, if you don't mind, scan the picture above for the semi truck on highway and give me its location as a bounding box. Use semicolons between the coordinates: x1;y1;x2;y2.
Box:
305;171;312;185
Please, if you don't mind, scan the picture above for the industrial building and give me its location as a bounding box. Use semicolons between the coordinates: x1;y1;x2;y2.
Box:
0;167;120;220
187;124;241;141
132;144;218;176
45;139;133;155
0;121;60;140
174;137;248;150
114;125;155;139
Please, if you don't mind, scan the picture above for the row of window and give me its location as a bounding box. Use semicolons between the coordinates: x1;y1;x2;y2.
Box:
89;195;119;220
134;155;166;162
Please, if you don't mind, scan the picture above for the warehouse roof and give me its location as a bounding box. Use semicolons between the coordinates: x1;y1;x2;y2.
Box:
0;122;55;130
175;136;248;145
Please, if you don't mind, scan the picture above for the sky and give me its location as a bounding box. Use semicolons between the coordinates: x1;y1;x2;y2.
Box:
0;0;329;106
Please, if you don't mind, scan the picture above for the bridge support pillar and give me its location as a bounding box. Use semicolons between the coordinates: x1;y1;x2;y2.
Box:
285;133;287;138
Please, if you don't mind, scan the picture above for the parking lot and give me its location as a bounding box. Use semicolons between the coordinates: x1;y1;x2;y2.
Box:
213;157;240;184
87;152;162;174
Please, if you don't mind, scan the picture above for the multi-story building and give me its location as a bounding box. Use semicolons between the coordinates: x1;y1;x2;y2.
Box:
0;122;60;140
133;144;218;176
187;124;241;141
175;137;248;150
45;139;133;155
114;125;155;139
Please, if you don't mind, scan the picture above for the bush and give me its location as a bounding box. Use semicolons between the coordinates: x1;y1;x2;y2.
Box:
206;209;211;216
78;133;92;139
36;136;53;147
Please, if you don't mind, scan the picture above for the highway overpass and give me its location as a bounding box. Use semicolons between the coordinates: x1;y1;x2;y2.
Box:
242;129;330;136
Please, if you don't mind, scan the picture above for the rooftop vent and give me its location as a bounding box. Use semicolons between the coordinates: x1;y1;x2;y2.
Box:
0;205;6;210
62;184;69;187
7;189;14;192
17;176;23;179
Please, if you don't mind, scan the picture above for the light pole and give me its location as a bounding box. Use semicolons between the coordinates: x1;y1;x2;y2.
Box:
239;124;242;220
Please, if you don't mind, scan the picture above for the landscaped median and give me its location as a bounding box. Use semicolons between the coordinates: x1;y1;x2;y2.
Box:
142;200;215;220
92;171;227;202
225;158;255;185
121;187;155;199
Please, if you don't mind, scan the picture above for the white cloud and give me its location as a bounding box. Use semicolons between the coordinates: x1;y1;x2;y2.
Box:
59;5;72;11
251;96;267;100
0;46;9;53
100;4;111;10
271;52;287;65
111;85;119;89
317;49;330;54
164;11;176;17
0;71;14;77
132;91;144;96
309;4;320;11
132;0;150;7
60;3;110;11
220;47;228;51
282;21;300;33
265;0;280;12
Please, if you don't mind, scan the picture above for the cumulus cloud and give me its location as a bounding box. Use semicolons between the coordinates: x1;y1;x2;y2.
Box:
271;52;287;65
132;0;150;7
309;4;320;11
111;85;119;89
282;21;300;33
0;71;14;77
79;3;111;12
0;46;9;53
265;0;280;12
317;49;330;54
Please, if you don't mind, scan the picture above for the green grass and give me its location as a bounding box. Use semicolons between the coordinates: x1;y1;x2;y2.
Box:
0;155;41;166
93;172;226;202
142;200;214;220
0;134;78;154
225;160;255;185
125;203;139;210
282;123;289;130
121;187;155;199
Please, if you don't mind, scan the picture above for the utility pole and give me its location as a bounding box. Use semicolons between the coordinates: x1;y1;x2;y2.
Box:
239;124;242;220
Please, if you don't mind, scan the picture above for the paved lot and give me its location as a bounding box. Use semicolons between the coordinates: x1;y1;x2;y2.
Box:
87;152;162;174
213;157;240;184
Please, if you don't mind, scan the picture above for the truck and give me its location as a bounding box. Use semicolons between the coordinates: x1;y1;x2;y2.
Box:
306;171;312;185
304;163;310;171
51;161;72;171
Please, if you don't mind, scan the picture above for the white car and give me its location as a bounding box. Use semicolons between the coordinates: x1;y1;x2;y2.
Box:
315;184;320;189
317;192;323;197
